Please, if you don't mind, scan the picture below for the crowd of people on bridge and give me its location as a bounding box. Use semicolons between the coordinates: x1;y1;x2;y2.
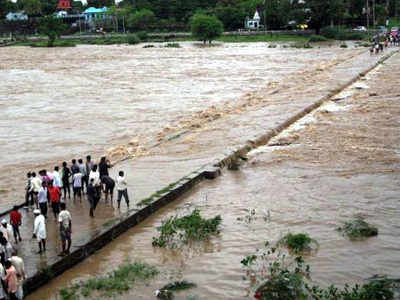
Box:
0;155;131;299
370;33;399;55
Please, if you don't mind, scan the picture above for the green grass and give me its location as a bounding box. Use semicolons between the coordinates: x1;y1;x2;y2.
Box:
388;18;400;28
152;209;222;248
217;34;308;43
30;40;76;47
278;233;317;253
337;216;378;239
59;261;158;299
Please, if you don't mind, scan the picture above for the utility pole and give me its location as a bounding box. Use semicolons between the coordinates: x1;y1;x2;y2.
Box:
264;0;267;32
373;0;376;26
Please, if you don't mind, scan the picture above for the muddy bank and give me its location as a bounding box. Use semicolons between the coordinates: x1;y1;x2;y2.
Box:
24;50;400;299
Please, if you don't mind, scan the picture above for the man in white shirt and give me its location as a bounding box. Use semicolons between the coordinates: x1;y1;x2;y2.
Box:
38;182;48;218
72;171;83;201
89;164;101;200
53;166;62;188
0;220;13;248
33;209;46;254
30;172;42;209
116;171;129;209
58;203;72;256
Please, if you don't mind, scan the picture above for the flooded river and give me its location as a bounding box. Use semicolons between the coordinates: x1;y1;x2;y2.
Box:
0;42;364;210
25;49;400;299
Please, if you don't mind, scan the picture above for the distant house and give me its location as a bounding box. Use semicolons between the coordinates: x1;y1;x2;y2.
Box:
6;12;28;21
84;7;108;22
56;11;68;18
245;11;261;30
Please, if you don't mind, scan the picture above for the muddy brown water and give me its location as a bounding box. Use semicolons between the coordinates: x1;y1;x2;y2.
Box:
26;51;400;299
0;42;364;210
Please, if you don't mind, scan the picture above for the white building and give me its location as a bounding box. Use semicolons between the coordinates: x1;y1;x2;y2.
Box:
245;11;261;30
6;12;28;21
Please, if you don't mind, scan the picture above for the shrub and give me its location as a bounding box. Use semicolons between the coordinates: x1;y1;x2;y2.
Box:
309;35;329;42
143;44;155;48
152;209;222;248
164;43;181;48
337;216;378;239
337;32;365;40
340;43;348;48
243;241;395;300
137;31;148;41
59;261;158;299
320;27;339;39
127;34;140;45
277;233;317;253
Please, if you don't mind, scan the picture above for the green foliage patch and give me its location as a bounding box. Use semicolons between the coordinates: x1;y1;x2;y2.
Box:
337;216;378;239
59;261;158;300
152;209;222;248
243;241;395;300
278;233;317;254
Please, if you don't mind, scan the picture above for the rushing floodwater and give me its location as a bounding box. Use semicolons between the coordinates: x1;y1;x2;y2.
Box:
24;48;400;299
0;43;362;209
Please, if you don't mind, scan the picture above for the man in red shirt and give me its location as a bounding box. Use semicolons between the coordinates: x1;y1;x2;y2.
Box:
9;206;22;244
48;181;61;219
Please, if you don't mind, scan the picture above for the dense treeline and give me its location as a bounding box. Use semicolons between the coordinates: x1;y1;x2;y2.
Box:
1;0;400;32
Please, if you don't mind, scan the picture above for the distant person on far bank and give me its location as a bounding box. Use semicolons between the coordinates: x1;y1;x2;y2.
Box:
9;206;22;244
33;209;46;254
58;203;72;256
101;175;115;204
116;171;129;209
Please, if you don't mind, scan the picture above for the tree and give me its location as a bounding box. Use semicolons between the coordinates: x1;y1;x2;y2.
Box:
127;8;155;30
87;0;115;8
22;0;42;16
215;6;246;30
190;13;223;44
38;16;67;47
